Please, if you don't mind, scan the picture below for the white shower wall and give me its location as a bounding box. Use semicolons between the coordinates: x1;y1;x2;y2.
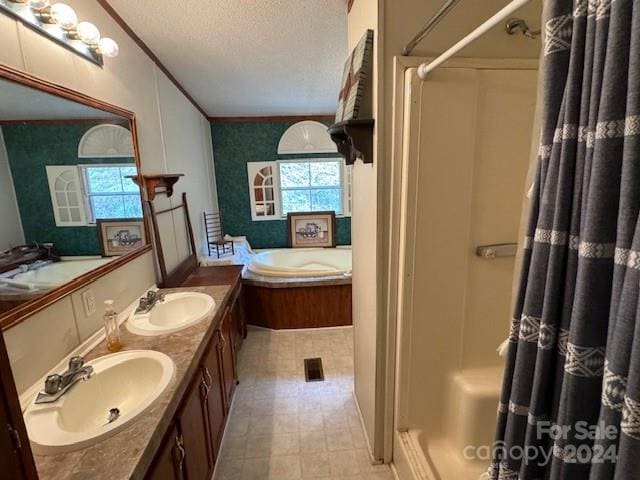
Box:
393;60;538;479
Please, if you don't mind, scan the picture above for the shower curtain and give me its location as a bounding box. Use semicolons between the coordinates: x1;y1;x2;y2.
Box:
490;1;640;479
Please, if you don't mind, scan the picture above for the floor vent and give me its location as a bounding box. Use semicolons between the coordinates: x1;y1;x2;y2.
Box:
304;357;324;382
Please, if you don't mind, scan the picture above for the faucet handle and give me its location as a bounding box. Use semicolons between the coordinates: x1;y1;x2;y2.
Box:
68;356;85;372
44;374;62;394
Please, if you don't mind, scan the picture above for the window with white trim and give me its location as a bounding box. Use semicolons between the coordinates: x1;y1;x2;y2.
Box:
46;166;87;226
80;165;142;222
45;164;142;226
247;158;351;221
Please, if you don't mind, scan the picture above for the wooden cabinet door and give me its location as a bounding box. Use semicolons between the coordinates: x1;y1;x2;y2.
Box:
202;336;226;465
176;374;210;480
230;286;246;355
219;309;238;412
219;309;237;409
146;424;181;480
0;332;37;480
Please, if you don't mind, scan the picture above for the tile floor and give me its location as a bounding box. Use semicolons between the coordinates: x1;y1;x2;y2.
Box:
213;326;393;480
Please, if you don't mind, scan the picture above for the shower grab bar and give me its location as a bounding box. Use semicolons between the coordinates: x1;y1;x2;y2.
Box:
403;0;462;56
476;243;518;259
417;0;533;80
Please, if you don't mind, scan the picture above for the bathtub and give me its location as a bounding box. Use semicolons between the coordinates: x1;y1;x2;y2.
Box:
394;367;503;480
247;248;351;277
243;248;352;329
1;257;114;291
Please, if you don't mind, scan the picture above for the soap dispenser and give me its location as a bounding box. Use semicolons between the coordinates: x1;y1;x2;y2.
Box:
103;300;122;352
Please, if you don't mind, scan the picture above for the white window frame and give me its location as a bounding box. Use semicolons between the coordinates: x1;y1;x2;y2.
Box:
247;161;282;221
46;164;141;227
246;157;352;222
79;163;141;224
45;165;87;227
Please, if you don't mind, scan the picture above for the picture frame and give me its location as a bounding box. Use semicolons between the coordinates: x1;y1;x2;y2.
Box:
287;211;336;248
96;218;147;257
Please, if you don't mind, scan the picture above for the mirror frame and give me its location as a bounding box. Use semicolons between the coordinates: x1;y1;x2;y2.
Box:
0;64;152;331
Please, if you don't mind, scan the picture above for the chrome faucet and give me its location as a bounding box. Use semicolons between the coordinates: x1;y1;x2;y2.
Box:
135;290;165;314
35;356;94;404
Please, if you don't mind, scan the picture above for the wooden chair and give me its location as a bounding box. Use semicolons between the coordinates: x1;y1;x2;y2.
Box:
204;211;234;258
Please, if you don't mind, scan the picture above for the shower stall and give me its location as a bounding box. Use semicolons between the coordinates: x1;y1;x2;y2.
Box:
391;58;539;479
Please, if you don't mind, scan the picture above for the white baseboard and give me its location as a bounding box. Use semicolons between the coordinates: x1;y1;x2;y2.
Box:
352;389;382;464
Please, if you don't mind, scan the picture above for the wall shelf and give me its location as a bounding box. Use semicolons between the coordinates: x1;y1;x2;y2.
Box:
327;119;374;165
132;174;184;201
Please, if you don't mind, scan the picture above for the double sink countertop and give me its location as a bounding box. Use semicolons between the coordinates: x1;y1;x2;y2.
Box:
32;282;235;480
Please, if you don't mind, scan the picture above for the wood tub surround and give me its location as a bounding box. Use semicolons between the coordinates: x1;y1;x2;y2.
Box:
31;267;245;480
242;272;353;329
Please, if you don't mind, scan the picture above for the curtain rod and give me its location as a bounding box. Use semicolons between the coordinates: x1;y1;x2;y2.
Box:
417;0;533;80
403;0;462;56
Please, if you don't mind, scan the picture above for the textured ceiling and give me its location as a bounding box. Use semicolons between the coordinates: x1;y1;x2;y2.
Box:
107;0;348;116
0;79;122;121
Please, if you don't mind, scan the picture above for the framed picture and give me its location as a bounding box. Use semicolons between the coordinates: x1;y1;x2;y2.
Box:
97;218;146;257
287;211;336;248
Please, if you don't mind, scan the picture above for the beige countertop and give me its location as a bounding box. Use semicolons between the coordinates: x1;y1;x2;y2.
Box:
33;284;233;480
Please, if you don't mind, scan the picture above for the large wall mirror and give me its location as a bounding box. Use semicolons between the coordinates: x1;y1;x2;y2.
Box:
0;68;150;330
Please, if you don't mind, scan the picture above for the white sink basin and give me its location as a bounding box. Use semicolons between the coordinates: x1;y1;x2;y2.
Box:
126;291;215;336
24;350;175;455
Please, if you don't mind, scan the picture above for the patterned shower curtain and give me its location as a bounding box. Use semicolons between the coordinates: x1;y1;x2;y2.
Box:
490;0;640;479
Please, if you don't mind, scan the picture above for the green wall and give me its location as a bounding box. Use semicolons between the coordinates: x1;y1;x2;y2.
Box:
3;124;133;256
210;120;351;249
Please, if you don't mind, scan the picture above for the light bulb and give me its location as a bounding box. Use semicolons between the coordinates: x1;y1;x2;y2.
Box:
77;21;100;45
98;37;119;58
28;0;50;10
50;3;77;30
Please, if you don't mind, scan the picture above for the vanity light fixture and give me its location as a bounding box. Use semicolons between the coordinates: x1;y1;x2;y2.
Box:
49;2;77;30
27;0;49;10
76;21;100;45
0;0;119;65
98;37;119;58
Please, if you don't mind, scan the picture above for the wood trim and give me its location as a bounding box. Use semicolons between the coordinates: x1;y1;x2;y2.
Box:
96;0;209;119
146;200;168;282
208;115;336;123
0;64;135;119
243;283;352;329
0;332;38;479
0;245;151;330
0;63;153;331
347;0;355;13
163;255;198;289
0;118;128;126
147;192;198;288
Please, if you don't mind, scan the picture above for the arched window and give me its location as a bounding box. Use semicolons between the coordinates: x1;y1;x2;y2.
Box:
247;162;279;221
45;166;86;226
78;124;134;158
277;121;337;154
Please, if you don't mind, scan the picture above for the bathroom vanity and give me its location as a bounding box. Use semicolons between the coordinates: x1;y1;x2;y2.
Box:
29;266;245;480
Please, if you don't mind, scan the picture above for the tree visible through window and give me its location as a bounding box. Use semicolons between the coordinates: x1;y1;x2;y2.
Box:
279;160;342;214
82;165;142;221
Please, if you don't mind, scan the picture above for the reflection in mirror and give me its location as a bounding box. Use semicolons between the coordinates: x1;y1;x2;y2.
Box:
0;78;144;316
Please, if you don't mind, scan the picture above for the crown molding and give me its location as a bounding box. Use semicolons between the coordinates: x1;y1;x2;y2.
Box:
208;115;335;124
96;0;209;118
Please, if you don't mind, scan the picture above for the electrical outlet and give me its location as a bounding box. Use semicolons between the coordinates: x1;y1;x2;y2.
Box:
82;289;96;316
